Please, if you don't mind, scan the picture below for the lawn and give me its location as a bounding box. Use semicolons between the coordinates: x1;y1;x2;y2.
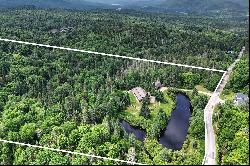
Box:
220;91;235;100
149;93;174;119
125;91;141;116
121;90;175;129
195;85;211;93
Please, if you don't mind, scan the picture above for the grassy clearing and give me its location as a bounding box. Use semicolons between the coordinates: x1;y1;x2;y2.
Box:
195;85;211;93
125;91;141;116
220;91;235;100
149;93;174;119
122;90;175;128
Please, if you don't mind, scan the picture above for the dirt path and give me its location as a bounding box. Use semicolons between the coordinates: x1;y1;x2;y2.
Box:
159;87;213;96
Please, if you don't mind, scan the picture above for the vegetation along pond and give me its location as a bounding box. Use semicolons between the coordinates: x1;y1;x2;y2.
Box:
121;93;191;150
120;120;146;141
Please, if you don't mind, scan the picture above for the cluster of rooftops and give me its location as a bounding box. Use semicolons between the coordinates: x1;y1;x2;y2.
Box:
130;80;163;103
130;81;249;107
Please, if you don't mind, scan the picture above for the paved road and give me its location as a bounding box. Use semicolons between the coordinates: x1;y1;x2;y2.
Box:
203;47;245;165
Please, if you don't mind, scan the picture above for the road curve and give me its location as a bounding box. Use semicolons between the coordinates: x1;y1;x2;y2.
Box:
202;47;245;165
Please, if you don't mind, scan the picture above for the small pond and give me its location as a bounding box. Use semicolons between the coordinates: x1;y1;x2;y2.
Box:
120;120;146;141
121;93;191;150
159;93;191;150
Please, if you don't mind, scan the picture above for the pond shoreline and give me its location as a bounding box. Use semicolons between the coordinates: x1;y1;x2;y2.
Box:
159;93;191;150
121;93;192;150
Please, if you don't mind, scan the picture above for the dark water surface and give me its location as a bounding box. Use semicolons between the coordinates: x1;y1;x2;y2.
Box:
159;93;191;150
121;93;191;150
120;120;146;141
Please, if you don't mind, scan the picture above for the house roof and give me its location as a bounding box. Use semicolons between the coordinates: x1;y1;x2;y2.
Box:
154;80;162;88
131;87;147;101
235;93;249;103
50;29;59;33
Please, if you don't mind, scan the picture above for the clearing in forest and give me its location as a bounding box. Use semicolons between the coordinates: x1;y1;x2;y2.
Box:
0;39;225;165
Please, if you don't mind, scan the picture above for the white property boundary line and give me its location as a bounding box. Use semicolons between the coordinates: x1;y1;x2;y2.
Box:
203;46;245;165
0;139;146;165
0;38;228;165
204;71;227;112
0;38;226;73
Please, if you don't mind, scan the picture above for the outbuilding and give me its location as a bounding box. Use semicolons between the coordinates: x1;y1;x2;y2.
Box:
154;80;163;90
234;93;249;105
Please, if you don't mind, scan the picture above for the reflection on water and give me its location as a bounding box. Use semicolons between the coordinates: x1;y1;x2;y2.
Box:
159;93;191;150
121;120;146;141
121;93;191;150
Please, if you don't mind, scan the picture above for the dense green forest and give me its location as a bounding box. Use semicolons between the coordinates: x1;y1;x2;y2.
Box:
0;9;248;70
214;102;249;165
0;40;209;164
223;49;249;95
215;48;249;165
0;8;248;165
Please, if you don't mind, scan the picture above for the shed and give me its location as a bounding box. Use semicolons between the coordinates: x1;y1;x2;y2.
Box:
149;96;156;104
154;80;163;89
